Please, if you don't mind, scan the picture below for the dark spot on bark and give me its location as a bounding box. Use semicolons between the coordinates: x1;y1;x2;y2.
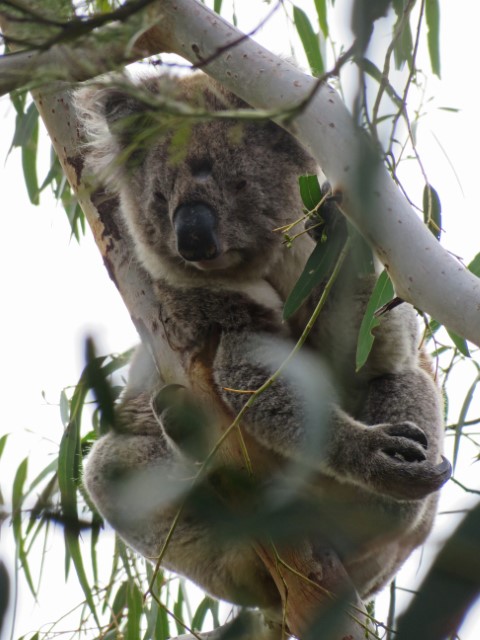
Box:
152;319;159;333
329;122;335;128
66;154;84;185
102;254;117;286
91;188;121;242
192;43;202;60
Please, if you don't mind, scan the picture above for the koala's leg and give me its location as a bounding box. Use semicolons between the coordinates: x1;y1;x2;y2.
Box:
325;367;451;501
84;345;280;610
214;334;450;502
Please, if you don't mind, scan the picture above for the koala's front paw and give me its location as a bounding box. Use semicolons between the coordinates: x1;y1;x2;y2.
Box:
367;421;451;500
152;385;211;460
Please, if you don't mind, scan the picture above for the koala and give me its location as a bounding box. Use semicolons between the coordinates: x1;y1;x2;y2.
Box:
75;72;450;633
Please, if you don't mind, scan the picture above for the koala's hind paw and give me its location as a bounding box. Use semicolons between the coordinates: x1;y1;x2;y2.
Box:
369;421;451;500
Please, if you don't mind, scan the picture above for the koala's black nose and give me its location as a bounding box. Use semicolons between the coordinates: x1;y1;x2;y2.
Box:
173;202;220;262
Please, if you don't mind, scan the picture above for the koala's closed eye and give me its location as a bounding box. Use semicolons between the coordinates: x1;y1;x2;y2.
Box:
190;159;212;180
235;179;247;192
153;190;167;205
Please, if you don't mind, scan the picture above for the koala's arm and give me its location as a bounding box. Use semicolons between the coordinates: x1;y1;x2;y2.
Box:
83;345;280;611
214;332;450;502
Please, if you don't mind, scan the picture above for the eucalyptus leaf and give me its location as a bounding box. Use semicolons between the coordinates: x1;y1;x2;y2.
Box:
293;6;324;76
12;458;36;596
19;103;40;205
110;581;128;625
283;230;346;319
314;0;328;37
425;0;441;77
174;582;186;635
356;270;395;371
299;174;322;211
192;596;218;632
467;252;480;278
423;184;442;240
447;329;470;358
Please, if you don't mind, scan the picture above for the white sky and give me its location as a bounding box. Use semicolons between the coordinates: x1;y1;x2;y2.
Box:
1;1;480;638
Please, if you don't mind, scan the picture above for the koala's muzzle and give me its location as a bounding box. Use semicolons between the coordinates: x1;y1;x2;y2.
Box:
173;202;220;262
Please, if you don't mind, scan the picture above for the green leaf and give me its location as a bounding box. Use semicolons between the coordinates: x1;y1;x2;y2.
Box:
425;0;441;77
144;565;169;639
58;366;99;624
299;174;322;211
423;184;442;240
392;0;413;70
213;0;222;14
283;229;346;319
191;596;218;631
293;6;324;76
0;434;8;460
27;472;58;534
173;582;185;635
314;0;328;37
452;372;480;471
127;581;143;640
84;337;116;435
356;270;395;371
12;458;36;596
22;110;40;205
447;330;470;358
467;252;480;278
65;530;100;626
110;581;128;625
0;562;9;637
60;389;70;427
11;101;38;148
358;58;403;107
12;102;40;205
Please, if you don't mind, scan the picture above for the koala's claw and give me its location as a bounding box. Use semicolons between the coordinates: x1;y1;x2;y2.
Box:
382;422;428;449
367;422;451;500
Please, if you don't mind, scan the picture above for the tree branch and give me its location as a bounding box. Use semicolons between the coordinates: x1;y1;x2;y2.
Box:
0;2;162;96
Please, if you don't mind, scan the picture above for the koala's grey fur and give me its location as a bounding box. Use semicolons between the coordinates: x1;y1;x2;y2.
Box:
76;72;450;626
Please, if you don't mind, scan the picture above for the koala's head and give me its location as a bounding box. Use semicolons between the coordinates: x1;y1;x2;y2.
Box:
76;72;317;283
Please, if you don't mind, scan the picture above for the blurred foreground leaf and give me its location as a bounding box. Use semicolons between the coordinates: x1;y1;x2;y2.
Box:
396;502;480;640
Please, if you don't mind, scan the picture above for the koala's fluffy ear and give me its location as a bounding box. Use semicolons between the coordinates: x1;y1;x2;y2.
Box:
75;80;153;187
